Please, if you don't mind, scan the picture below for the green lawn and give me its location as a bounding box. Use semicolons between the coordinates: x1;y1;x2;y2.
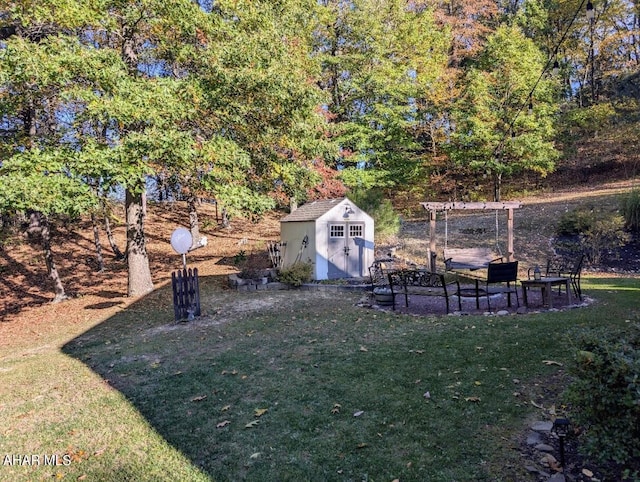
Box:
1;277;639;481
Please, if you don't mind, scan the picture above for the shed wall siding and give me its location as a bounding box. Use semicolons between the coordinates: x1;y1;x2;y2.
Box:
280;222;316;275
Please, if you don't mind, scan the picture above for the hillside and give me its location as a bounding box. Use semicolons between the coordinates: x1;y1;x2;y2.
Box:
1;178;639;340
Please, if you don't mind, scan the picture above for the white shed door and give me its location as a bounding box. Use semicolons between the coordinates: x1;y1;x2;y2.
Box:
327;223;364;279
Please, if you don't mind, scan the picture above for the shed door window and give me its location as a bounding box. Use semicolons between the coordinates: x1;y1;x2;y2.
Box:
349;225;363;238
330;224;345;238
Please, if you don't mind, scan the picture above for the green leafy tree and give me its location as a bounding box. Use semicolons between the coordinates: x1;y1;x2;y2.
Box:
0;22;100;301
194;0;334;209
316;0;450;190
1;0;335;299
449;24;559;200
0;150;96;302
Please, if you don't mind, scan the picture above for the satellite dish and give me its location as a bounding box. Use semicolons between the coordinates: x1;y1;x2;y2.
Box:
170;228;192;255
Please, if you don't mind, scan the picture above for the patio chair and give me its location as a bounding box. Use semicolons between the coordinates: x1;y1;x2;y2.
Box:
454;261;519;312
546;254;585;300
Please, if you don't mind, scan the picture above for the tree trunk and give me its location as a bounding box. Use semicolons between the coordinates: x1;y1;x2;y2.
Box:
104;211;125;260
221;207;230;228
126;186;154;297
37;214;68;303
493;173;502;202
187;195;201;249
91;212;105;272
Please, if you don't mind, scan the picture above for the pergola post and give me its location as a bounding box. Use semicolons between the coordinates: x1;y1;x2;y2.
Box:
429;209;437;272
507;207;514;262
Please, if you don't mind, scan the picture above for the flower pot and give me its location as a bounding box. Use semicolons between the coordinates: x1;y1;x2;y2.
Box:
373;288;394;306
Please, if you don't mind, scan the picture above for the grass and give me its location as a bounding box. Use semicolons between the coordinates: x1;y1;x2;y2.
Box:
1;276;639;481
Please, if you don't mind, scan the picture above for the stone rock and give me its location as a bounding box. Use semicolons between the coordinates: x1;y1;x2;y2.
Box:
548;474;566;482
516;306;528;314
540;453;557;468
535;443;554;453
531;421;554;432
526;431;543;445
496;310;510;316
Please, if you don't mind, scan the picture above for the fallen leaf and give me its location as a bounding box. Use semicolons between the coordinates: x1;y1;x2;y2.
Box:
221;405;231;412
359;346;368;352
474;381;482;386
582;468;594;477
245;420;260;429
353;410;364;417
250;452;261;459
331;403;341;414
254;408;268;417
464;397;481;403
542;360;563;366
191;395;207;402
78;475;87;480
93;448;106;457
216;420;231;428
423;391;431;399
531;400;545;409
356;443;368;449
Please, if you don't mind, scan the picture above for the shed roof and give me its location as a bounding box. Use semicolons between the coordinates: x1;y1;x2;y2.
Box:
280;198;346;222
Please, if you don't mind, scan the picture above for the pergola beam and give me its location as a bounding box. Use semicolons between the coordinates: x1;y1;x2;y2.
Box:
421;201;522;211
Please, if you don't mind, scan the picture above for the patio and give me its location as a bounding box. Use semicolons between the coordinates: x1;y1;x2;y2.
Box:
371;284;586;316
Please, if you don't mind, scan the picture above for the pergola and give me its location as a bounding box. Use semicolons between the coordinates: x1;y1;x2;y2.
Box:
420;201;523;272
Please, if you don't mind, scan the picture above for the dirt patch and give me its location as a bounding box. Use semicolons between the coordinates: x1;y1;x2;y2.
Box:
0;202;279;348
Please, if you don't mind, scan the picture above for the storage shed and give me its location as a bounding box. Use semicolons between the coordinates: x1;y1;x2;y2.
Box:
280;197;375;280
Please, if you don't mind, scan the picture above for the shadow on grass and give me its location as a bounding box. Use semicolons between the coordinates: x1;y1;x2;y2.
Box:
59;275;640;481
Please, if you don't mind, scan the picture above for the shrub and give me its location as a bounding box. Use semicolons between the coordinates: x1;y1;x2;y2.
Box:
348;189;401;241
621;189;640;232
555;208;629;263
556;209;594;236
564;325;640;478
583;214;629;264
277;261;313;287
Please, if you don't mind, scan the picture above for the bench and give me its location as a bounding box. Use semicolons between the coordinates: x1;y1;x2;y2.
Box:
368;259;401;293
444;247;503;271
387;269;456;314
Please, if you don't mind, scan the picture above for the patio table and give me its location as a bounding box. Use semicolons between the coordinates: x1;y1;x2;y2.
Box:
521;276;571;308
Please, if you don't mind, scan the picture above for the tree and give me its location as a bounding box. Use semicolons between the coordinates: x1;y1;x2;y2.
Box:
195;0;334;209
448;24;560;200
423;0;500;65
316;0;450;190
0;20;100;302
0;150;96;302
1;0;335;299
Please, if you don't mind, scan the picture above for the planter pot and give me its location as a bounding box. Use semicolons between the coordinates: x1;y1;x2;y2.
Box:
373;288;394;306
